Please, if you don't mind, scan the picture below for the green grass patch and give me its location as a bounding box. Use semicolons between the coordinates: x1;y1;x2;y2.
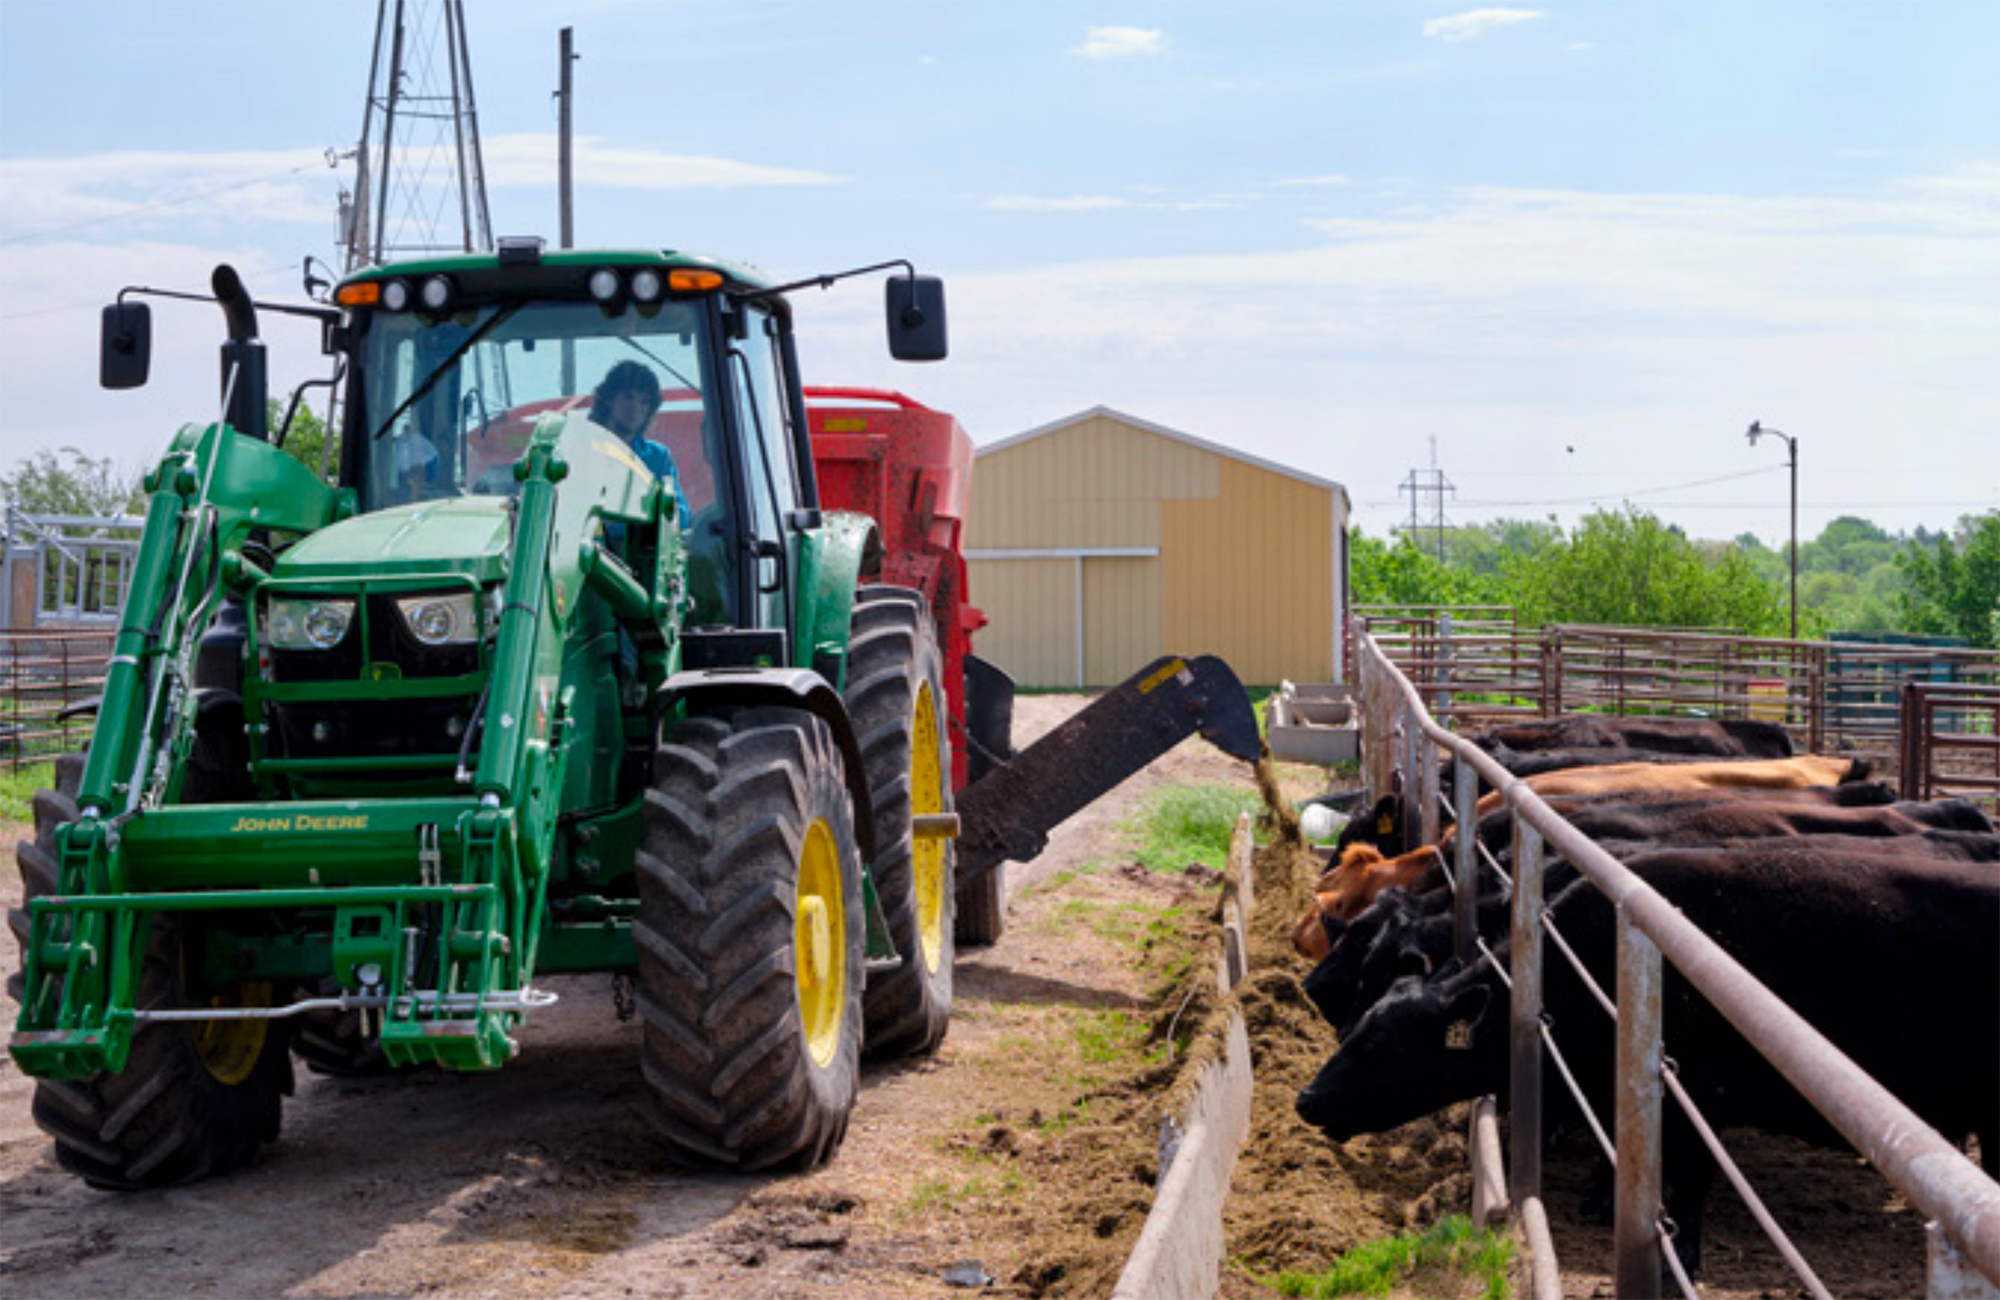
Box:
0;761;55;824
1070;1009;1145;1065
1122;782;1262;874
1269;1216;1514;1299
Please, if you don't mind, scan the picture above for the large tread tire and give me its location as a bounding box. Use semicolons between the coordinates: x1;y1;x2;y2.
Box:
289;983;392;1078
11;754;293;1190
955;862;1007;947
7;752;83;1006
846;587;955;1059
634;707;865;1172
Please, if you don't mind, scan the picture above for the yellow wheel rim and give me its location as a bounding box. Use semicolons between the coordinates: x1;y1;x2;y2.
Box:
911;682;947;974
796;817;848;1069
194;980;272;1087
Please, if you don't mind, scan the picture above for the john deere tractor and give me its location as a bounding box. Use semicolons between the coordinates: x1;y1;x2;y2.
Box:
8;243;960;1184
9;241;1263;1190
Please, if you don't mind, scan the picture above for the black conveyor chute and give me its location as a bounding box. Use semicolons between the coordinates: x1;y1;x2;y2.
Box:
954;654;1262;885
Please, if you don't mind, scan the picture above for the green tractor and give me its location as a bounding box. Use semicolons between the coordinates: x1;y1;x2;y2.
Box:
9;243;962;1184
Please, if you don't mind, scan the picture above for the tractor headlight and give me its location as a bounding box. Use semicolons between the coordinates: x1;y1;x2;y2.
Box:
588;268;623;303
268;598;355;650
396;591;481;646
419;275;455;312
380;278;412;312
630;268;663;303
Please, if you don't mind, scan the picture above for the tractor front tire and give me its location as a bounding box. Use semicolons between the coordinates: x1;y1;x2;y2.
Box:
290;984;392;1077
846;588;955;1059
635;707;865;1171
11;754;293;1189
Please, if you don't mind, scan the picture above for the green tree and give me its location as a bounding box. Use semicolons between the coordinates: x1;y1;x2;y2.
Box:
1896;513;2000;648
272;398;339;479
0;446;145;517
1504;507;1791;635
1352;531;1507;609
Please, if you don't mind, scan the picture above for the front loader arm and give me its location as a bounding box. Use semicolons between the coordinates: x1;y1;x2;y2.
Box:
78;421;342;821
952;654;1263;885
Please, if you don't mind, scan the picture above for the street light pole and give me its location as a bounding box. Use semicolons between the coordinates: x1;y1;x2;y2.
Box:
1746;420;1799;640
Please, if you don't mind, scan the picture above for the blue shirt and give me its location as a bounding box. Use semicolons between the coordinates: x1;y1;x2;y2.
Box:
630;435;691;528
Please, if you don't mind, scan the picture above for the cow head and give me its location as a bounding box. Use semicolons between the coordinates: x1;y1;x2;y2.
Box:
1295;973;1498;1140
1303;888;1439;1037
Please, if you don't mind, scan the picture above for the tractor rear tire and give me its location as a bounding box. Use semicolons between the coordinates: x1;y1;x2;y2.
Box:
11;754;293;1189
846;588;954;1059
634;707;865;1171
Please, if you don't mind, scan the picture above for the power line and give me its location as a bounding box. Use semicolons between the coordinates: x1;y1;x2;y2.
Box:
0;160;331;247
0;258;309;323
1451;465;1783;508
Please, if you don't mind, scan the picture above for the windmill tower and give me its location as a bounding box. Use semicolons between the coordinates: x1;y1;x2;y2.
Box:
340;0;493;272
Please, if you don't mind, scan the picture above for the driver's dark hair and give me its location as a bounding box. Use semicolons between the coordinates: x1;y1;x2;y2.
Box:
589;360;662;437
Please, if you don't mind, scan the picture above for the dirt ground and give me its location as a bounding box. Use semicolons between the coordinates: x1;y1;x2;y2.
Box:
0;695;1326;1300
0;694;1963;1300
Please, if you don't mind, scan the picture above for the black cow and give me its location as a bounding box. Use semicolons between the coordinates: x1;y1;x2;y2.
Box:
1458;786;1983;859
1474;715;1795;759
1307;816;1998;1038
1295;847;2000;1276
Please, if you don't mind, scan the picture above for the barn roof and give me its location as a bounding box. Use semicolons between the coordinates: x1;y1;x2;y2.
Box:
977;405;1346;497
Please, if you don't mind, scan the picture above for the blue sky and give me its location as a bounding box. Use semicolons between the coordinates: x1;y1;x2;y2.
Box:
2;0;1995;543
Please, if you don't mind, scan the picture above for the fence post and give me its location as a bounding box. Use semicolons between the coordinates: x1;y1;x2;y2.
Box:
1508;817;1545;1211
1807;644;1825;754
1544;628;1562;718
1898;681;1920;802
1453;754;1478;965
1615;905;1665;1300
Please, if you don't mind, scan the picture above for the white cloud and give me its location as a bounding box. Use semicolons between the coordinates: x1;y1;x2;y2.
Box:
0;148;337;237
985;194;1133;212
1274;174;1352;188
1069;26;1169;60
1422;9;1547;42
984;192;1251;213
1565;41;1594;52
480;134;843;190
801;166;2000;538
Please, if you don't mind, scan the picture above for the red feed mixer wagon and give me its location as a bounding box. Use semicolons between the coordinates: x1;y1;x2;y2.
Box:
803;387;1262;944
805;388;991;792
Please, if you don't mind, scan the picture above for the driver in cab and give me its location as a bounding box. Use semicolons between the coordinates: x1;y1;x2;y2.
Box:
590;360;689;526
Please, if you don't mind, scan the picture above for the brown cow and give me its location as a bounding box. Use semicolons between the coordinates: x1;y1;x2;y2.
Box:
1292;843;1443;960
1471;754;1859;819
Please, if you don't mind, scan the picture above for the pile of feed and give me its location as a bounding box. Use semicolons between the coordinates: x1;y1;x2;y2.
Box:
991;756;1474;1297
1217;764;1472;1293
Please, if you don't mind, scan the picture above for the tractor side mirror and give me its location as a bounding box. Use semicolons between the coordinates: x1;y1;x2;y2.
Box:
885;275;947;362
100;301;153;389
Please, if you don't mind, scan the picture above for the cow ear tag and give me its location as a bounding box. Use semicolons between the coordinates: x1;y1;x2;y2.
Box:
1378;813;1394;834
1445;1021;1475;1051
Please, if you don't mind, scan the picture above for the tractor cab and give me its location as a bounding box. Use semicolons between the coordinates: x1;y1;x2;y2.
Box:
336;245;817;636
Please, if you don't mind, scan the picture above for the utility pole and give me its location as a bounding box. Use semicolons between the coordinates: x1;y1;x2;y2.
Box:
558;26;577;250
1745;421;1800;640
1397;437;1456;565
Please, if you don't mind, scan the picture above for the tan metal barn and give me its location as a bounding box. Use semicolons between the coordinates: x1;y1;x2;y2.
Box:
964;407;1350;688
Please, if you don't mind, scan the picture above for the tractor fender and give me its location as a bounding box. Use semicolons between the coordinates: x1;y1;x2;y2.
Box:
658;667;876;863
792;510;881;692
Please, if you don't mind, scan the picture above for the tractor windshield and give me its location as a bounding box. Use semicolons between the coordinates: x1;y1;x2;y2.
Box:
351;298;721;517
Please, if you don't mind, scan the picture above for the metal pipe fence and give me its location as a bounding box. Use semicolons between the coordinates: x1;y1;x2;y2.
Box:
3;511;145;627
1356;606;2000;775
1354;625;2000;1297
1;631;113;768
1901;681;2000;810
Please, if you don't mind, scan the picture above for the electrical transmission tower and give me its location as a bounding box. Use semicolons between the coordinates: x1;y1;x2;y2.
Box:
1397;437;1456;564
340;0;493;272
